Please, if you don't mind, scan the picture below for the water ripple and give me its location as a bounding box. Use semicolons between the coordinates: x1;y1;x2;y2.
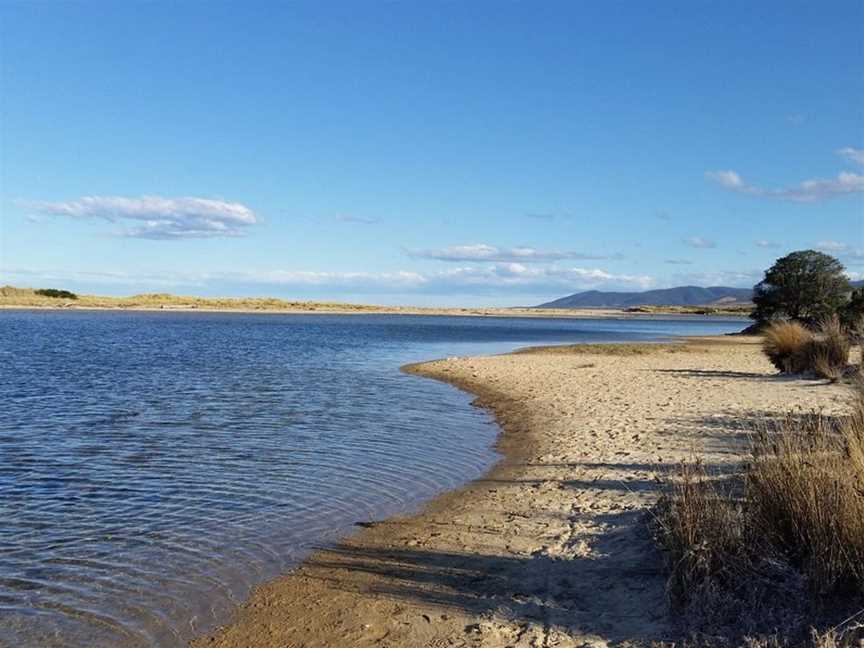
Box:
0;311;745;646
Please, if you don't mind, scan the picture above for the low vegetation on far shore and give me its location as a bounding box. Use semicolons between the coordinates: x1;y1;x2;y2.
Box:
0;285;385;312
0;284;755;318
624;304;753;317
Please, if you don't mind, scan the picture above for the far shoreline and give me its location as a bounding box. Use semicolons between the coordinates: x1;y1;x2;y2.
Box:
0;303;752;321
0;285;754;320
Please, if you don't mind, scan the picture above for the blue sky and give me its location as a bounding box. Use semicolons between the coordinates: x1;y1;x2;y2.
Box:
1;1;862;306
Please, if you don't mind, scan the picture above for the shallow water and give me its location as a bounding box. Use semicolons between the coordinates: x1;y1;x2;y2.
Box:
0;311;746;647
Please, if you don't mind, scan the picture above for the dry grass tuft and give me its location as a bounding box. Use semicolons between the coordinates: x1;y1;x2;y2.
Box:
653;460;747;607
762;321;814;373
761;319;851;379
809;317;852;381
654;381;864;644
748;410;864;595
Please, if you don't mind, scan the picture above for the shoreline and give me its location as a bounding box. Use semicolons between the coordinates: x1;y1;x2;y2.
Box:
0;303;751;320
191;336;845;647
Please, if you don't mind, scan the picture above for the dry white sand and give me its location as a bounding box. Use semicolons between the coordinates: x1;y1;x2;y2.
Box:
191;337;849;648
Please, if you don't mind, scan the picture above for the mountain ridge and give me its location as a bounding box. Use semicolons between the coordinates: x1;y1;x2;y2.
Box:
538;280;864;309
536;285;755;309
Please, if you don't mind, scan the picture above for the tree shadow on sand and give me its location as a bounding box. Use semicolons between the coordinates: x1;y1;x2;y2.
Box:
303;513;673;642
297;457;741;644
654;368;831;387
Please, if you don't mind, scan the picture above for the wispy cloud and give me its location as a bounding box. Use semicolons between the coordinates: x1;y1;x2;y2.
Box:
23;196;258;239
336;214;380;225
2;263;654;295
706;148;864;203
838;147;864;165
816;240;864;262
407;243;621;263
755;239;781;249
816;240;850;253
670;269;761;288
664;259;694;265
683;236;717;249
425;264;653;290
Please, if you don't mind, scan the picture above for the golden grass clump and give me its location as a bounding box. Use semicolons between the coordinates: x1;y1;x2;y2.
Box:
653;460;746;606
762;319;851;379
809;317;851;381
762;321;815;373
748;408;864;595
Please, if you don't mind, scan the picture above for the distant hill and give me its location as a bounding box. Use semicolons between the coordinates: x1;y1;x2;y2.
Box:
853;280;864;289
536;286;754;309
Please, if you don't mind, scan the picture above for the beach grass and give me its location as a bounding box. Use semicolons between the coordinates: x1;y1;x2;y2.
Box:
762;318;852;380
654;380;864;645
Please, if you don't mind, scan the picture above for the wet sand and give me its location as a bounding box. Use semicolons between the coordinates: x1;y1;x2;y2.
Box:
191;337;848;647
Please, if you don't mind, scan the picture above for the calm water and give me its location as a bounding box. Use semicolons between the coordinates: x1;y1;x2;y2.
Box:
0;311;746;647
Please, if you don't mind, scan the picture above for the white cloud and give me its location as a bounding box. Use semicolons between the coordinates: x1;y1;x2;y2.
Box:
230;270;426;287
336;215;379;225
664;259;694;265
706;148;864;203
1;263;655;295
754;240;781;249
816;240;850;253
838;147;864;165
683;236;717;249
671;270;761;288
425;263;653;289
24;196;258;239
815;240;864;262
705;170;744;190
408;243;619;263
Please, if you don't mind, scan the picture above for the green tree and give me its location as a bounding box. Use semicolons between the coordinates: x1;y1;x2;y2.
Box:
752;250;850;326
841;288;864;329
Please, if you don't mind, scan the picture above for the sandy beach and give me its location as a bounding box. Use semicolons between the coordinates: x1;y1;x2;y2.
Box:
191;337;849;647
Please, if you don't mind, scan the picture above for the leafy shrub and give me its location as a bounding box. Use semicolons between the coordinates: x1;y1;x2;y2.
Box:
35;288;77;299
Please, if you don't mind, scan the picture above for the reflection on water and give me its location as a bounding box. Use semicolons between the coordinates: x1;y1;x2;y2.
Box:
0;311;746;646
